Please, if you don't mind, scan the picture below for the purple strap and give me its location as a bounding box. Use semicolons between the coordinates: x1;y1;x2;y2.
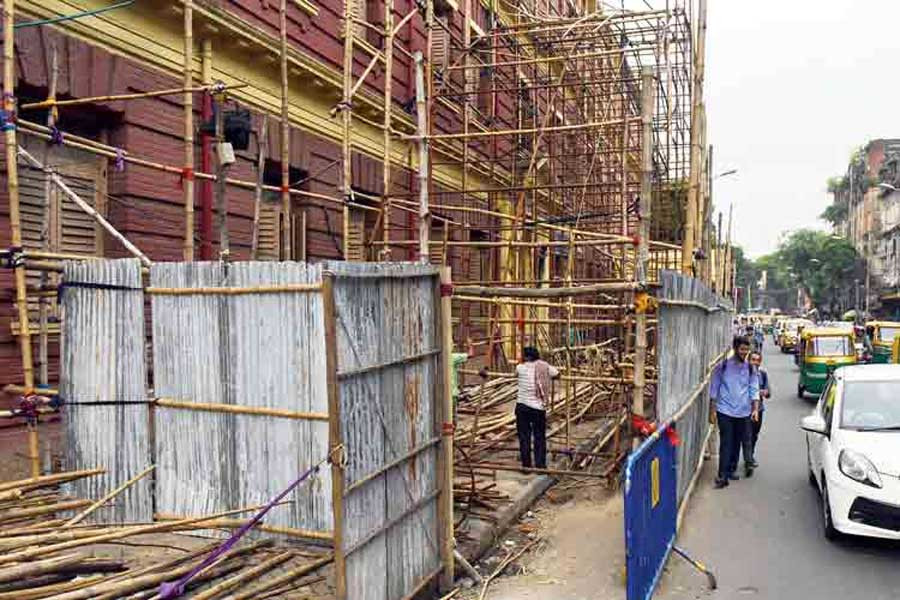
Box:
114;148;125;172
49;125;63;145
158;461;323;599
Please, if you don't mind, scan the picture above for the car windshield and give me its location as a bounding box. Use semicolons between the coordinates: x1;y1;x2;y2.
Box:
810;336;850;357
878;327;899;342
841;381;900;430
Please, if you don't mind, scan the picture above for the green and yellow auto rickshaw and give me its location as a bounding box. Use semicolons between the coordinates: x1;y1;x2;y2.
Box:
797;328;856;398
865;321;900;363
780;318;814;353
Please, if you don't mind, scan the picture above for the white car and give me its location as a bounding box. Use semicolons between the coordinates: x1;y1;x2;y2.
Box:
802;364;900;540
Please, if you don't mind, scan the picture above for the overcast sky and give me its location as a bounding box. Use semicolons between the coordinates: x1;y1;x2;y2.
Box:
706;1;900;257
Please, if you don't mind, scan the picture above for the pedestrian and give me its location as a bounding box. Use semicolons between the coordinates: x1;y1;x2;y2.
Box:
741;350;770;472
515;346;560;470
709;335;761;488
753;325;765;353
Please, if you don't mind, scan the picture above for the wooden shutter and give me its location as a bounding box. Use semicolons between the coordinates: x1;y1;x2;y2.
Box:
256;197;282;260
345;206;367;261
12;149;103;333
433;17;450;73
351;0;367;39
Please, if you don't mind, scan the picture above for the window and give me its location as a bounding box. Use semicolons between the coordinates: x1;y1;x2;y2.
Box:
809;336;851;357
258;160;307;260
345;189;379;261
840;380;900;429
879;326;899;343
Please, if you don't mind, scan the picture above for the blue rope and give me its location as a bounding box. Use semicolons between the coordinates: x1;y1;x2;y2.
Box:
15;0;135;30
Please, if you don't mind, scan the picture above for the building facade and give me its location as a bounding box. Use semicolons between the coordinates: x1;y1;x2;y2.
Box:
2;0;701;392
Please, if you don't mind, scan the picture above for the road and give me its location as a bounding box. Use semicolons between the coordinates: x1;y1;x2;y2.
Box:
657;344;900;599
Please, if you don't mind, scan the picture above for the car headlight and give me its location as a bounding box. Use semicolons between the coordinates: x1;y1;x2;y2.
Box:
838;449;883;488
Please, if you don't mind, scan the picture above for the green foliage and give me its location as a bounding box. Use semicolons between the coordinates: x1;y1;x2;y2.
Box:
734;229;861;311
826;175;848;193
820;201;848;226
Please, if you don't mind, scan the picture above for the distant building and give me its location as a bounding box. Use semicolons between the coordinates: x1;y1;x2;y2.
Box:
826;139;900;318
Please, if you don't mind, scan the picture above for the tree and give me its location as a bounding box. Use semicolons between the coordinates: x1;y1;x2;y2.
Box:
733;230;861;314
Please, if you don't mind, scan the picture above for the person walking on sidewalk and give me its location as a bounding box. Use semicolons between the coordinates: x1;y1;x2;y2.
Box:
709;336;761;488
515;346;560;470
741;350;770;473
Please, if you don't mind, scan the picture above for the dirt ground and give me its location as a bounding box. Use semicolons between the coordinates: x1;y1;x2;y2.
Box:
458;480;628;600
0;418;63;481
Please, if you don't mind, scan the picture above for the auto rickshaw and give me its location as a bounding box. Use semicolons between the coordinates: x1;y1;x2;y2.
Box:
797;328;856;398
892;336;900;363
780;318;813;353
865;321;900;363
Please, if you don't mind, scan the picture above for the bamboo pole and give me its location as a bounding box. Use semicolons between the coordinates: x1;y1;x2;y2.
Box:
404;116;639;141
414;51;429;261
632;67;655;432
145;283;321;295
18;84;247;110
322;273;346;600
279;0;292;259
438;267;454;590
339;0;354;261
0;504;279;566
38;44;58;390
201;38;213;259
63;465;156;526
380;0;394;260
4;0;39;478
453;282;642;298
17;146;151;266
251;115;268;259
183;0;195;260
154;515;333;541
681;0;706;274
0;553;84;585
154;397;329;420
228;554;334;600
189;551;294;600
213;88;229;258
0;468;105;494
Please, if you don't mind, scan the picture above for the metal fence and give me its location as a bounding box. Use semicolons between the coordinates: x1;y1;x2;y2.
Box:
60;259;452;600
656;270;732;504
150;261;333;537
624;425;677;600
60;258;151;523
624;271;732;599
330;262;445;600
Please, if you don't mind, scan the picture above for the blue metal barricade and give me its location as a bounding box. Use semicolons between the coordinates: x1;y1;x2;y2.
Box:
624;425;678;600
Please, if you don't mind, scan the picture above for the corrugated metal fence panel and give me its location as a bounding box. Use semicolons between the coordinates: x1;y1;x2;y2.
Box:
60;258;151;523
330;262;442;600
227;262;331;532
656;270;732;505
151;262;230;519
151;261;332;533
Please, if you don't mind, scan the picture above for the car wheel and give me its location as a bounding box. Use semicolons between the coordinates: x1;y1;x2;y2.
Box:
821;480;840;541
797;384;805;399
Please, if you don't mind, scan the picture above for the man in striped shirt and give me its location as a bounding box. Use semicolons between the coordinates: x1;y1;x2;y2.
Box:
515;346;560;470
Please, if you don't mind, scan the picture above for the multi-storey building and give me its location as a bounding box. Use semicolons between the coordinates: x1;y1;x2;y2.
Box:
1;0;701;392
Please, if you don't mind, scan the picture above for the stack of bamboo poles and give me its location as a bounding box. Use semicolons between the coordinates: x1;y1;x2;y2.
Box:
0;470;335;599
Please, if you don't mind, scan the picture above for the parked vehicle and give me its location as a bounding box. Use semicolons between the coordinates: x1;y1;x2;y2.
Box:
865;321;900;363
802;364;900;541
797;328;857;398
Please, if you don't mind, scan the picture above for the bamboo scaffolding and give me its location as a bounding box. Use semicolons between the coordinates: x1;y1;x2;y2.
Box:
279;0;292;259
4;0;39;478
18;84;247;110
182;0;195;260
